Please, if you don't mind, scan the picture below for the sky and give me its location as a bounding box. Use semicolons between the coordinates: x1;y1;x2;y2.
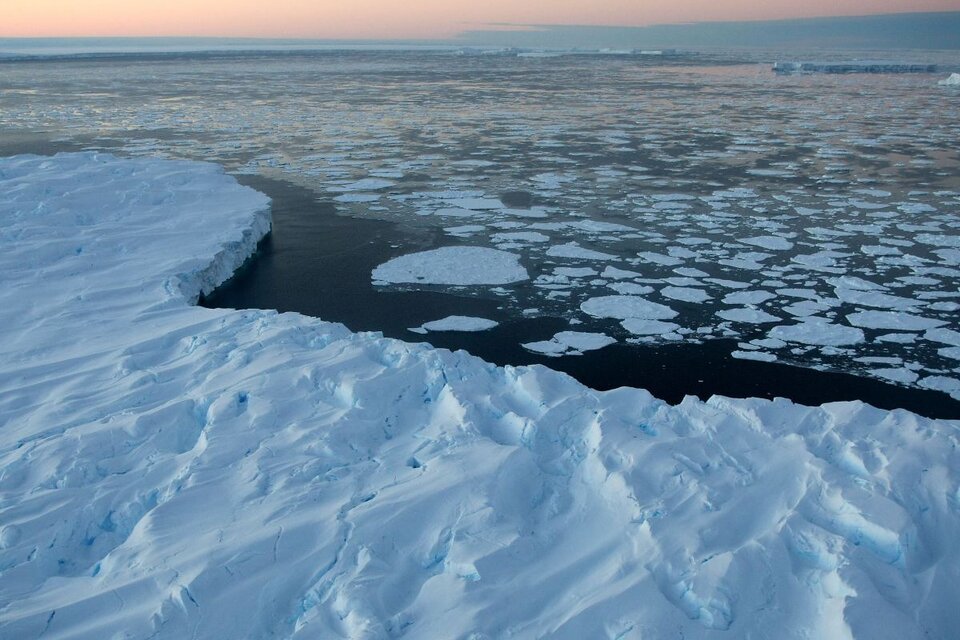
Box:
3;0;960;39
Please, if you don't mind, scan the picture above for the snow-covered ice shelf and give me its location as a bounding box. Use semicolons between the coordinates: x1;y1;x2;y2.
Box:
2;154;960;639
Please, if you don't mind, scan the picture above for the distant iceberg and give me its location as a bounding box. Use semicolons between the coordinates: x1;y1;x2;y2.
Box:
774;61;938;75
939;72;960;86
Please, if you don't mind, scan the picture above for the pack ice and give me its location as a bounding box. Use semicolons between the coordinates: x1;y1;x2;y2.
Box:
2;154;959;640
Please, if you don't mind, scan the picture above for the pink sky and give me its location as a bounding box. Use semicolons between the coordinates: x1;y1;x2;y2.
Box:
3;0;959;39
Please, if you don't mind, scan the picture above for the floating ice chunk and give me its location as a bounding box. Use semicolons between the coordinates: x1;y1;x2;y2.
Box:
770;319;865;346
553;267;596;278
835;288;919;310
875;333;918;344
334;193;381;203
740;235;794;251
661;286;711;303
872;368;920;384
718;308;781;324
918;376;960;394
444;224;485;236
826;276;886;291
722;290;775;305
924;328;960;346
330;177;395;192
373;246;529;285
732;350;777;362
602;266;641;279
522;331;615;356
521;339;568;355
675;267;710;277
609;282;655;295
938;73;960;86
638;251;683;266
620;318;682;335
581;295;678;320
491;231;550;244
846;311;945;331
554;331;616;351
446;197;503;210
706;278;752;289
418;316;499;332
546;242;617;261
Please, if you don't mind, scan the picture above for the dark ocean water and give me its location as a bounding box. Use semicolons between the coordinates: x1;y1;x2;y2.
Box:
202;176;960;418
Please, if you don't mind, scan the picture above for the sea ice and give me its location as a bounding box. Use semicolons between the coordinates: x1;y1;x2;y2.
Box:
740;235;794;251
581;295;678;320
418;316;499;332
846;311;946;331
770;318;866;346
661;286;711;303
546;242;617;261
732;350;777;362
522;331;615;356
718;308;782;324
620;318;682;335
372;246;529;285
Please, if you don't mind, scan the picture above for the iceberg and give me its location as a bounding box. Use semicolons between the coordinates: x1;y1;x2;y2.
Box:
2;153;960;639
939;73;960;86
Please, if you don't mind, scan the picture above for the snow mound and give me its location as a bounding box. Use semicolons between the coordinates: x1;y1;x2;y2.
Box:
372;246;529;285
2;154;960;640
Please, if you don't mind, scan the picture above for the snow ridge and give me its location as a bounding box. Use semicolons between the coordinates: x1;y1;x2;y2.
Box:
1;154;959;639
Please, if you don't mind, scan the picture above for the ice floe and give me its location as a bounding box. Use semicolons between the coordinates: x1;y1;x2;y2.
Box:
415;316;499;333
770;318;866;346
372;246;529;285
522;330;616;356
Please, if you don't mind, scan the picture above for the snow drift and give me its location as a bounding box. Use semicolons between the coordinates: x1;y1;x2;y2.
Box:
1;154;959;639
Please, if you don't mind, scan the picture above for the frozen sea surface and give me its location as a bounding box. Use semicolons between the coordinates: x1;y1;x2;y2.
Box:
2;49;959;399
3;152;960;639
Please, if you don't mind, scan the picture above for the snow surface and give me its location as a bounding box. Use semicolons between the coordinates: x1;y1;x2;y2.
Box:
3;154;960;640
372;246;529;285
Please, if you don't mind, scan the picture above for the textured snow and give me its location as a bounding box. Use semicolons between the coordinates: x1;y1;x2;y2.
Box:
3;154;960;640
372;246;529;285
418;316;499;332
